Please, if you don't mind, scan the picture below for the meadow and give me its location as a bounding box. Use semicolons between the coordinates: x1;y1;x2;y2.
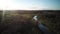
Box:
0;10;60;34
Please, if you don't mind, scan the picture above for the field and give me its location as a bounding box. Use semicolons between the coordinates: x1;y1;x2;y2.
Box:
0;10;60;34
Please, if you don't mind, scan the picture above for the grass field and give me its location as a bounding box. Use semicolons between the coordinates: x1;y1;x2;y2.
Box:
0;10;60;34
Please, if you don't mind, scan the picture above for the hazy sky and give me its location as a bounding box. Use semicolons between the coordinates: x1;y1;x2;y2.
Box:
0;0;60;10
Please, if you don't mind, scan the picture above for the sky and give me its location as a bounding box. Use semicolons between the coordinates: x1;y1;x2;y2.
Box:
0;0;60;10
